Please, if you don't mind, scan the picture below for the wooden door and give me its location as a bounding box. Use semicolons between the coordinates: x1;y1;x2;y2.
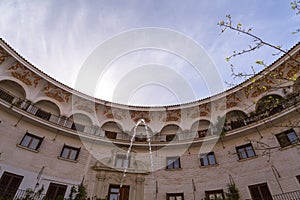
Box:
108;185;130;200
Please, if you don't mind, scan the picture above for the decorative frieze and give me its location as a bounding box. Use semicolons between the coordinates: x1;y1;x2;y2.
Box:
0;47;10;64
129;110;151;123
164;109;181;122
73;97;95;113
42;83;71;103
226;93;241;109
8;62;42;87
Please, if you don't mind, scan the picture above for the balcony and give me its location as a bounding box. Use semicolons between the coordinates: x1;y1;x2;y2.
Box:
273;190;300;200
0;87;299;144
223;93;300;132
0;189;45;200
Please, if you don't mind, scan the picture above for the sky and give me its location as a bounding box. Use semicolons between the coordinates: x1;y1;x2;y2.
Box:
0;0;299;106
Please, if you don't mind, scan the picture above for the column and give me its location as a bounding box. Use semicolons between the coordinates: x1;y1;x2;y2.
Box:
94;172;106;199
135;176;145;200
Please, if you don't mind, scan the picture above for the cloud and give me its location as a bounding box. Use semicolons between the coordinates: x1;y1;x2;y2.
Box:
0;0;298;105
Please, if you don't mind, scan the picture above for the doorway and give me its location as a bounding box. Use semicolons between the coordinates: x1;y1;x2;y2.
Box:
108;184;129;200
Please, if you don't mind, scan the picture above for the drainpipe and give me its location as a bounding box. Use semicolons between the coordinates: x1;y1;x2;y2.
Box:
192;179;196;200
271;165;284;193
34;166;44;192
156;181;158;200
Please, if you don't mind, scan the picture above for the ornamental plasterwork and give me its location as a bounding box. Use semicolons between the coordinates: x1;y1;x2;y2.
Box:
164;109;181;122
42;83;71;103
286;62;300;79
187;103;210;118
241;54;300;99
295;50;300;60
0;47;10;65
129;110;151;123
103;106;114;118
73;97;95;113
102;106;123;120
242;75;275;98
242;84;271;99
8;62;42;87
199;103;210;116
226;93;241;109
213;98;227;111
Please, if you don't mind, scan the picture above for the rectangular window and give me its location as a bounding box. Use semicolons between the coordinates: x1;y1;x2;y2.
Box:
236;143;256;160
166;193;184;200
248;183;273;200
166;157;181;169
46;183;67;200
200;152;217;166
0;171;23;199
19;133;43;150
115;155;130;168
60;145;80;160
276;129;299;148
205;190;224;200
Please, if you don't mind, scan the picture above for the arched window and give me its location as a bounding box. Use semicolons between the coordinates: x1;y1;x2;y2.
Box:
131;125;153;142
293;76;300;93
34;100;60;121
225;110;248;129
0;80;26;104
160;124;182;142
191;120;212;138
256;94;284;114
0;80;26;99
69;113;93;132
101;121;123;140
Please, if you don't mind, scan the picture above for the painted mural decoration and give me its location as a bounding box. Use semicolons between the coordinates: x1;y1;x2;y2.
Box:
102;105;123;120
73;97;95;113
226;93;241;109
199;103;210;117
42;83;71;103
0;47;10;64
8;62;42;87
129;110;151;123
164;109;181;122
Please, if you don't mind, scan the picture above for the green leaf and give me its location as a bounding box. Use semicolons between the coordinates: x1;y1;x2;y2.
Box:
293;74;297;81
255;60;264;65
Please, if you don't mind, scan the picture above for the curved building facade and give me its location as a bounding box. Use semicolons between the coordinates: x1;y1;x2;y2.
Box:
0;39;300;200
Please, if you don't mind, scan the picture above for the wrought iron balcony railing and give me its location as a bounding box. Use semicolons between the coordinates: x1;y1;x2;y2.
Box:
0;86;299;143
273;190;300;200
0;188;45;200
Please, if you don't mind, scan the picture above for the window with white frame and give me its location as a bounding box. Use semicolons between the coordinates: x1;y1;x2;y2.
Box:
276;129;299;148
19;132;43;150
166;157;181;169
236;143;256;160
200;152;217;166
60;145;80;161
115;154;130;168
